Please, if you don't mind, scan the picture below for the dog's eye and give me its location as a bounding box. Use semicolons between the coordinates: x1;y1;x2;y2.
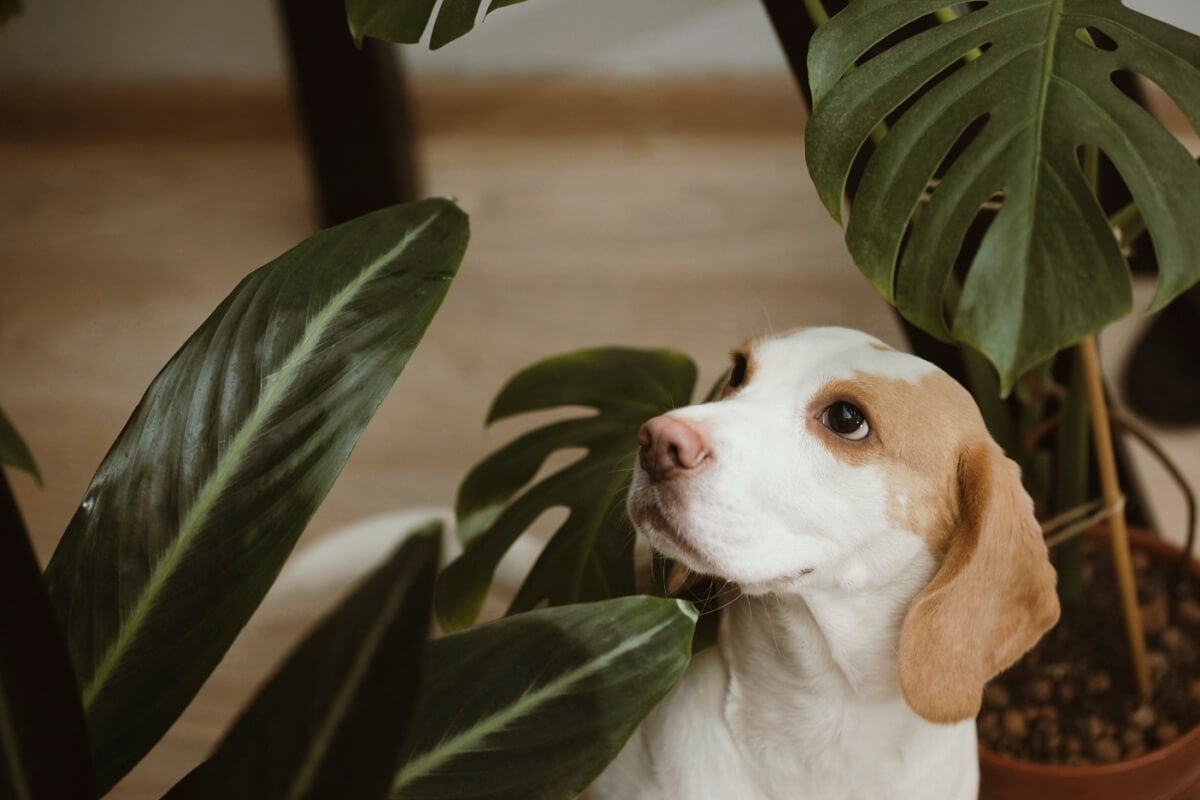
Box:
728;354;748;389
821;402;870;441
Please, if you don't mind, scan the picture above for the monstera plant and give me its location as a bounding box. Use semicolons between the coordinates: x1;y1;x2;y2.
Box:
804;0;1200;388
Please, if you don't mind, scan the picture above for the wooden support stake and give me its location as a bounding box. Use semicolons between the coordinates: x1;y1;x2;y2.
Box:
1078;336;1152;698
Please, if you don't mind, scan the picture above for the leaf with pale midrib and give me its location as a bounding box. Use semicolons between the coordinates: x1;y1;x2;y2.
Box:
806;0;1200;390
164;522;441;800
43;198;468;794
393;596;697;800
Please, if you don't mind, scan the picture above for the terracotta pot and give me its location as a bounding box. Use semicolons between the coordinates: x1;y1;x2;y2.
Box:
979;530;1200;800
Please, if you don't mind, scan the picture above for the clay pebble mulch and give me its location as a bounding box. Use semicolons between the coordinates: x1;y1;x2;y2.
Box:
978;537;1200;765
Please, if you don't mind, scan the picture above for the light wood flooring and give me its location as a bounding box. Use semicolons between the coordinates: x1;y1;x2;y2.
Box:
1;78;1196;798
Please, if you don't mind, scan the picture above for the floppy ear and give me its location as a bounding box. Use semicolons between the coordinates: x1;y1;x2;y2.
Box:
898;442;1060;724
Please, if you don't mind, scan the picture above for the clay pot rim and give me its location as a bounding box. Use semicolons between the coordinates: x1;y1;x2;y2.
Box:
979;721;1200;777
978;527;1200;777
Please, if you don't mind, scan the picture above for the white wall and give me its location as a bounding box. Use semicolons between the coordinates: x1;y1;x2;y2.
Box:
0;0;1196;83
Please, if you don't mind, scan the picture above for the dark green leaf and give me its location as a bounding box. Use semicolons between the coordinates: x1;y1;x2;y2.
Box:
806;0;1200;390
164;522;441;800
0;472;92;799
435;348;696;631
393;596;697;799
43;198;467;794
345;0;531;49
0;406;40;484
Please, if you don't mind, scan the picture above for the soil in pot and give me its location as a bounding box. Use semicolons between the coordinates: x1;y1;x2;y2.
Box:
978;535;1200;765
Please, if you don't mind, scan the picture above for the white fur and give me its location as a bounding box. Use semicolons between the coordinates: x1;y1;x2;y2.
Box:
267;328;990;800
587;327;979;800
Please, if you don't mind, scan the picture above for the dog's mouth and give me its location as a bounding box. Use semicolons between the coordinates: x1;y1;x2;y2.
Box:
639;499;700;557
629;489;708;565
629;485;818;592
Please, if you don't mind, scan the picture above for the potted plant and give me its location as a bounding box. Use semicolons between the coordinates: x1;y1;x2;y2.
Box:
4;1;1199;797
342;0;1200;796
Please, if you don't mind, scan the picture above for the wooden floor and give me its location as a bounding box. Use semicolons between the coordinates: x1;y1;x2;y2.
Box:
1;78;1197;798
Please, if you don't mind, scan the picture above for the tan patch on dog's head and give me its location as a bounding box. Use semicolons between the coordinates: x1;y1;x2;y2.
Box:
804;366;1059;723
717;335;777;400
804;370;981;553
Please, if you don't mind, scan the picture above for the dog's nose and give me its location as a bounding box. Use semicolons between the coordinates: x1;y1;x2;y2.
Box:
638;415;709;482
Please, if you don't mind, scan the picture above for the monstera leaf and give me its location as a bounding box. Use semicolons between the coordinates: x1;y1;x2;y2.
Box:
43;198;467;793
435;348;696;632
346;0;531;49
393;596;697;799
806;0;1200;390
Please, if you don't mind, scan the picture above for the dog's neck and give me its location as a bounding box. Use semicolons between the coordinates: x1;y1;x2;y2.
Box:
714;538;939;766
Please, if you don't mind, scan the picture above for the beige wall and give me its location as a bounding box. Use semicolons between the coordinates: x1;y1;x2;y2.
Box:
0;0;1197;83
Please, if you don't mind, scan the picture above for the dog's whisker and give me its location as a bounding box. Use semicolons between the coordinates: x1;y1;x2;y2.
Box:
759;596;784;658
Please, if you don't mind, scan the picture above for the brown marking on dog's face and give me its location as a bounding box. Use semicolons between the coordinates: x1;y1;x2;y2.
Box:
718;339;763;399
803;370;982;555
869;340;893;352
796;362;1058;725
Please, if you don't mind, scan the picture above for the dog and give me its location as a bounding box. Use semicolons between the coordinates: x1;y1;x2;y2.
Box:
585;326;1060;800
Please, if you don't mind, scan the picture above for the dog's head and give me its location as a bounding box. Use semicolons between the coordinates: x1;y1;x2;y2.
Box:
628;327;1059;723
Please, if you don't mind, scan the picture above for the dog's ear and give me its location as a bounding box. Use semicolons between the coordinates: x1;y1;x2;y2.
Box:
898;442;1060;724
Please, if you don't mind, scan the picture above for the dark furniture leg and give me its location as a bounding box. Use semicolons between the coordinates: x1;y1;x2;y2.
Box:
277;0;420;227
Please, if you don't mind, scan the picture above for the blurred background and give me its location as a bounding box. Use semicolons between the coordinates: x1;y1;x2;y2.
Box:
1;1;1197;796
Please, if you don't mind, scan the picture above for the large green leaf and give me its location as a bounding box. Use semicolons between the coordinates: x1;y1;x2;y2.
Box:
43;198;467;794
0;473;92;799
806;0;1200;390
435;348;696;632
345;0;532;49
393;596;697;799
164;522;441;800
0;406;40;484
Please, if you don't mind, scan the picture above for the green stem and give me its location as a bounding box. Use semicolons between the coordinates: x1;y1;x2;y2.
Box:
802;0;830;27
1110;200;1148;248
1052;352;1090;610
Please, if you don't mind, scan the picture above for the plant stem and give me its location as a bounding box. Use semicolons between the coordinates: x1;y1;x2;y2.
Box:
802;0;830;27
1053;351;1090;609
1078;337;1152;699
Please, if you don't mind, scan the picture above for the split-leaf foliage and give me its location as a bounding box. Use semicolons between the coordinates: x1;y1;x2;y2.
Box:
806;0;1200;390
435;348;697;631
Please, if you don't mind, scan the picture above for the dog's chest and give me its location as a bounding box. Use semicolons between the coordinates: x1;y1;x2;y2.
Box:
726;695;974;800
590;647;978;800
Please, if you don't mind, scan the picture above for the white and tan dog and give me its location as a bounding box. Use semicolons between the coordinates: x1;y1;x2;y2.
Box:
587;326;1060;800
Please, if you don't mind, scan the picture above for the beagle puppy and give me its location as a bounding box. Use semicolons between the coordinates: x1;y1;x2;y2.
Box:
587;327;1060;800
